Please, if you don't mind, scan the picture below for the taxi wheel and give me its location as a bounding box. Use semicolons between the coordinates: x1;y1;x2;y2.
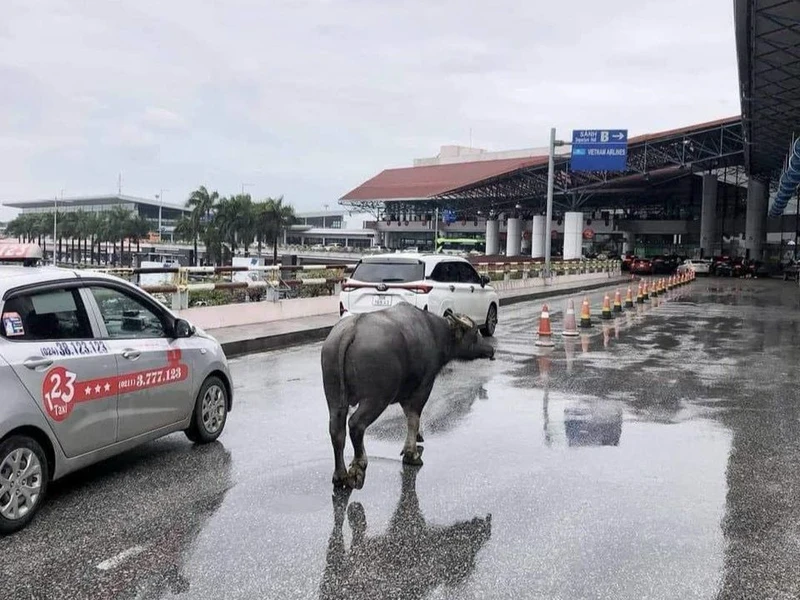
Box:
185;376;228;444
0;436;49;535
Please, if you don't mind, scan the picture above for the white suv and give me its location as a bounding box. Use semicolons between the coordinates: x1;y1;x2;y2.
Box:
338;253;499;336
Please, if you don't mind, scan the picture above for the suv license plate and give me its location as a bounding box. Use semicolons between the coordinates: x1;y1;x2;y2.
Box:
372;295;392;307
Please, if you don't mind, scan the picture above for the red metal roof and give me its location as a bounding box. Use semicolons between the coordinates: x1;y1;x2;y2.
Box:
340;116;741;203
340;155;549;202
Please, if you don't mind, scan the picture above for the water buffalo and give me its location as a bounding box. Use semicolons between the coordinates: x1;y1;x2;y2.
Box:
321;302;495;489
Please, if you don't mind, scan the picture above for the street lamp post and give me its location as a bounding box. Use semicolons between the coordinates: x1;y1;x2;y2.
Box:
155;188;169;243
52;189;64;266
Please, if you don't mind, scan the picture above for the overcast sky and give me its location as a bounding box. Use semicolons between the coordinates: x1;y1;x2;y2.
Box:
1;0;740;220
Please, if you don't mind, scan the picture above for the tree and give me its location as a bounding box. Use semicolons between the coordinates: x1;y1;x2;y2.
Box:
261;196;296;264
187;186;219;265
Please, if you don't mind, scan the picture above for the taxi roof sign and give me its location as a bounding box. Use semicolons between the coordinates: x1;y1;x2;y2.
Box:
0;242;44;262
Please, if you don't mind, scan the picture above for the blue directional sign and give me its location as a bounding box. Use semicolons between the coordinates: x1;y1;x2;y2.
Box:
570;129;628;172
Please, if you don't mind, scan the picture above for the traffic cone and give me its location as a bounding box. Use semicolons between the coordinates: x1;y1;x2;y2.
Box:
613;290;623;314
580;297;593;328
642;281;650;301
601;294;613;320
625;286;634;308
561;298;579;337
636;282;644;304
535;304;555;347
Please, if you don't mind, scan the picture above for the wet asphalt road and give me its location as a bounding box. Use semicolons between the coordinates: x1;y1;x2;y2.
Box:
2;277;800;600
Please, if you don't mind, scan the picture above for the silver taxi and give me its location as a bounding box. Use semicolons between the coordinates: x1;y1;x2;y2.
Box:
0;245;232;534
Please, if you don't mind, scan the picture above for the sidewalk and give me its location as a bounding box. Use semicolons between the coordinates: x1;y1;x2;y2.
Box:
210;274;632;358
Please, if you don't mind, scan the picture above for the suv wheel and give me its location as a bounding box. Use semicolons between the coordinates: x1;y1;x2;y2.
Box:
0;436;49;535
480;304;498;337
185;376;229;444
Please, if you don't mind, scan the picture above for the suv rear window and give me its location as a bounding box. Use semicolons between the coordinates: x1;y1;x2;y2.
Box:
351;261;425;283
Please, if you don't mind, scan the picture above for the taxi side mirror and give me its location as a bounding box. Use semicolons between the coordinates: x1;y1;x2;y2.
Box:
174;318;195;338
480;275;491;287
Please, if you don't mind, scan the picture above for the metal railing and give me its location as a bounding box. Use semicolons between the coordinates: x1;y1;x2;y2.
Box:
84;263;354;309
84;259;622;310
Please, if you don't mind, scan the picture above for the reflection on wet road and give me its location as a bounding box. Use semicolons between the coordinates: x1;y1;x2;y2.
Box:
2;279;800;599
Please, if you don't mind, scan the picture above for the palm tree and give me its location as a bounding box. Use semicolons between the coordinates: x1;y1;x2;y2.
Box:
129;214;152;258
173;216;194;244
261;196;296;264
187;186;219;265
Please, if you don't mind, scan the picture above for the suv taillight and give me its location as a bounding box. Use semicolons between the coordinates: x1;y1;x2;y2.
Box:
399;283;432;294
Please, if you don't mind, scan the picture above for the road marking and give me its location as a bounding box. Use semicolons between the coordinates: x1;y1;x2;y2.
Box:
96;544;148;571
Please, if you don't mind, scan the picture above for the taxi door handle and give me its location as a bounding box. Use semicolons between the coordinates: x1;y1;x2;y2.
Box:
23;357;53;371
122;349;141;361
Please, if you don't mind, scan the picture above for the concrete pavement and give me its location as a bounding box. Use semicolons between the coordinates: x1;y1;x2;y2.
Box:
3;278;800;598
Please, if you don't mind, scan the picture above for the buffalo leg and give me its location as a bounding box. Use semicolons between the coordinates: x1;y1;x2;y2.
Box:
401;405;423;465
329;406;349;487
400;378;435;466
347;402;385;489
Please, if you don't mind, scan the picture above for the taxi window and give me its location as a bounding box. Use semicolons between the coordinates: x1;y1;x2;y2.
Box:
1;289;93;341
89;286;167;339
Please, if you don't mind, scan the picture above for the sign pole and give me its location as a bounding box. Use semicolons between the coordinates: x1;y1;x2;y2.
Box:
545;127;555;277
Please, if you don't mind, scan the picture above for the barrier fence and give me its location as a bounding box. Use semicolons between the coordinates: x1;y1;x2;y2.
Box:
84;259;622;310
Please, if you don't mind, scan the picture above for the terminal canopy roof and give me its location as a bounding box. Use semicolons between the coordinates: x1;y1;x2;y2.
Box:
340;118;744;215
735;0;800;178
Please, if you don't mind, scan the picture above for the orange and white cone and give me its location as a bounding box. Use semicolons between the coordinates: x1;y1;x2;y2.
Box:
580;296;593;328
636;282;644;304
562;298;580;337
613;290;623;314
535;303;555;347
601;293;613;320
625;286;634;308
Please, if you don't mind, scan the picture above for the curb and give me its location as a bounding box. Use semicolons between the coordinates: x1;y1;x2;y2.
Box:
220;274;633;358
498;276;630;307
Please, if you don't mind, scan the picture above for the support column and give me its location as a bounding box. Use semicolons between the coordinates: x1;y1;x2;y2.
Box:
485;219;499;256
700;173;718;258
622;231;635;254
506;217;521;257
563;212;583;260
745;178;768;260
531;215;546;258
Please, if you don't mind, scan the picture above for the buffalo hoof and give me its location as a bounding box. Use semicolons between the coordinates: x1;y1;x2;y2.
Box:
332;471;349;488
402;449;424;466
347;465;366;490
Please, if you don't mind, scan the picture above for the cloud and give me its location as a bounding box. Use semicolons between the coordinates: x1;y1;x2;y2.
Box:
0;0;740;221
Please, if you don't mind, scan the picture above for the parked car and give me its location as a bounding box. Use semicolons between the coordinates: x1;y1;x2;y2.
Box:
782;260;800;281
629;258;653;275
339;253;499;336
677;259;711;275
651;255;682;275
621;254;636;272
0;249;232;534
